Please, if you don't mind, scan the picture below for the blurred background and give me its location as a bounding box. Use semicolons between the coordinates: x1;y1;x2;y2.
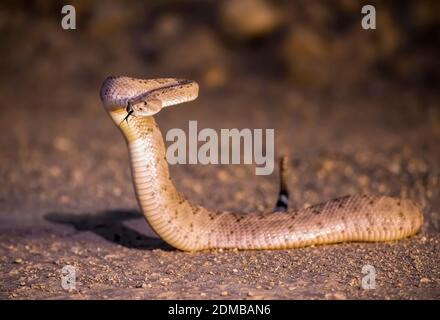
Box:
0;0;439;228
1;0;440;90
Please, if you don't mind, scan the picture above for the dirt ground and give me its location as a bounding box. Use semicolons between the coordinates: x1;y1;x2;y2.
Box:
1;1;439;300
1;78;439;299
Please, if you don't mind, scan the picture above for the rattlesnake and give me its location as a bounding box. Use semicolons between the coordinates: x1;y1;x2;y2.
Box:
100;76;423;251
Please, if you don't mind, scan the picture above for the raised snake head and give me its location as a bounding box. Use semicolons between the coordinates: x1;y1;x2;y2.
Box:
100;76;199;117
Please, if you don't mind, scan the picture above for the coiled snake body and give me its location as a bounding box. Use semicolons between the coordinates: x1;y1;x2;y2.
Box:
100;76;423;251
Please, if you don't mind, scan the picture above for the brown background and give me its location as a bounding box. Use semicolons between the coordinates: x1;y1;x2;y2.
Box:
0;0;439;299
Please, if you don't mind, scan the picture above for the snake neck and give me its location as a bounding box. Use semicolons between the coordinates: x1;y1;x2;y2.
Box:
109;109;209;251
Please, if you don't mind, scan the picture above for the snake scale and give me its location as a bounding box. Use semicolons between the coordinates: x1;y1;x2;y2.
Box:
100;76;423;251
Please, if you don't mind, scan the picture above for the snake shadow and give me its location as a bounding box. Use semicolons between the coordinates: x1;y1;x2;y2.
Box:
44;210;173;251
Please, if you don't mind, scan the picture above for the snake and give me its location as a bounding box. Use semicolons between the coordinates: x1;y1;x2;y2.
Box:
100;76;424;251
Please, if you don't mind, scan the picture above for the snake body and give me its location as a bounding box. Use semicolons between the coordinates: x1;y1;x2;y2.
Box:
100;76;423;251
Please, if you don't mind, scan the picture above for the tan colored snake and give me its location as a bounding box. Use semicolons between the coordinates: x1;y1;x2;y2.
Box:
100;76;424;251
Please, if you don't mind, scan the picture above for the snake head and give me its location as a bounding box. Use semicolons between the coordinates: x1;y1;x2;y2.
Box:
100;76;199;120
129;98;163;117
